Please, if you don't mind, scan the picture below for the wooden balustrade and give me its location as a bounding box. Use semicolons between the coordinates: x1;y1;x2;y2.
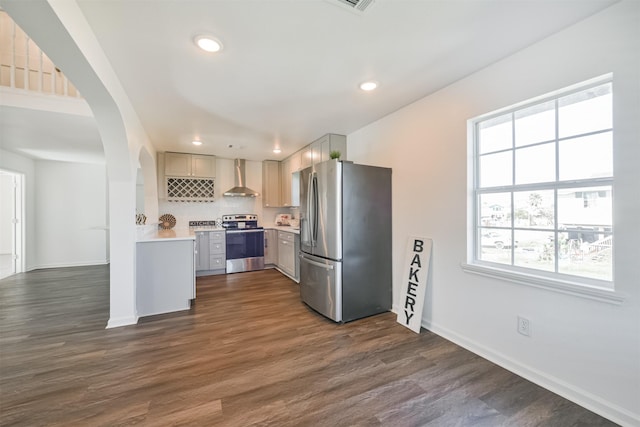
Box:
0;11;81;98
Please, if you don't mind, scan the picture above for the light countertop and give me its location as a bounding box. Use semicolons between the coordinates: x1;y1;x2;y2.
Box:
137;225;299;242
137;228;195;243
266;226;300;235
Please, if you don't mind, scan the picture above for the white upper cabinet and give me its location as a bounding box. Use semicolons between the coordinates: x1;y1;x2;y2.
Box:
165;152;216;178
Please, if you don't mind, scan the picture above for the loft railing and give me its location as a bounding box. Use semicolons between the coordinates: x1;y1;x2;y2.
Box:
0;10;81;98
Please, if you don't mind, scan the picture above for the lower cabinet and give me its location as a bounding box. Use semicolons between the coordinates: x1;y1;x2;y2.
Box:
277;230;299;282
136;239;194;317
264;229;278;266
196;230;226;276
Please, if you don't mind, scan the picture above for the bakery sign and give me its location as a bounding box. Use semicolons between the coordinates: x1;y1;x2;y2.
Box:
397;236;432;333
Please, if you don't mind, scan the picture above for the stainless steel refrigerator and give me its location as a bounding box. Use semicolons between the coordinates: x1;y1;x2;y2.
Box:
299;159;392;323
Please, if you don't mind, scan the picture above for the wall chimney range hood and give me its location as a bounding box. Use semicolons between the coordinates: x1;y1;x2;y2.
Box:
223;159;260;197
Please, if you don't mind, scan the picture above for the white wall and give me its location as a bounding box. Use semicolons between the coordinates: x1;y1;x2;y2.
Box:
0;148;36;271
347;2;639;425
34;160;108;269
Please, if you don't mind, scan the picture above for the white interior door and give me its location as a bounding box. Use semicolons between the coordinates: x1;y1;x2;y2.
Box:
0;170;23;279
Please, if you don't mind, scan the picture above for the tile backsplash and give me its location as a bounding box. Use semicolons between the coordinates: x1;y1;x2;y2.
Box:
157;199;298;229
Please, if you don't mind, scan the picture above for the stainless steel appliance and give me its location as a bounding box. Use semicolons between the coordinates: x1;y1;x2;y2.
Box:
223;159;260;197
222;214;265;273
299;159;392;323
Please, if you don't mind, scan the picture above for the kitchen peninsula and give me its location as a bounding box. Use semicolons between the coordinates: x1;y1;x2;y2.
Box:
136;228;196;318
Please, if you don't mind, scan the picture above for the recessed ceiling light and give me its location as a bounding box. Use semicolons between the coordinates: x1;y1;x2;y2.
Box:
273;148;282;154
359;81;378;91
192;140;203;146
194;35;223;53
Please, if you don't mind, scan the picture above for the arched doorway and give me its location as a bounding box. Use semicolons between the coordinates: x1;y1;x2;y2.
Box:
2;0;152;327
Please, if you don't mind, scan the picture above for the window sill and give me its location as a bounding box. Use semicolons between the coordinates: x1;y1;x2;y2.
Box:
460;263;625;305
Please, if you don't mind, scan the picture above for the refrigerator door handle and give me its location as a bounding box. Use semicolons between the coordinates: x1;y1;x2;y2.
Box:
311;172;319;245
306;171;318;247
300;254;334;270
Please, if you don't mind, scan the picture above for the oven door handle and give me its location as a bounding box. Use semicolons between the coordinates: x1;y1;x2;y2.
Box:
226;229;265;234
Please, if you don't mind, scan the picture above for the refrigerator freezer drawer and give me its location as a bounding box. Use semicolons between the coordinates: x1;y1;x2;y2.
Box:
299;253;342;322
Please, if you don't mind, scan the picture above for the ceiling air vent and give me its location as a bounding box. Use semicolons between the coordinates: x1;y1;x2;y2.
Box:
330;0;375;13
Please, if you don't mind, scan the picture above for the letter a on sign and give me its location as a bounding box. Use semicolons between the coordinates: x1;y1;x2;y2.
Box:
397;236;432;333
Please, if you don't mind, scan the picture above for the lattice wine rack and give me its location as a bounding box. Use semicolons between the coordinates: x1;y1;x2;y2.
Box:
166;177;215;202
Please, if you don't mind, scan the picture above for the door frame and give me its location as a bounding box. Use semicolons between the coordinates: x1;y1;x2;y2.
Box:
0;169;25;276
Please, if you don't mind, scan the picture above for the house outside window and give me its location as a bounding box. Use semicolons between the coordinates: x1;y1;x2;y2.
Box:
469;77;613;289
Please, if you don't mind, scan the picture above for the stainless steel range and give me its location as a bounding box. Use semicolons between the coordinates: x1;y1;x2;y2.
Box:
222;214;265;273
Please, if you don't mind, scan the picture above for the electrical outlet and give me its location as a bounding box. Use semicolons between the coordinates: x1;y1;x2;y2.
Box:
518;316;531;337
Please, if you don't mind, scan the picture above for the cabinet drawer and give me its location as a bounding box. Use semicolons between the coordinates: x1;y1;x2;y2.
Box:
278;231;295;242
209;242;225;254
210;255;225;270
209;231;225;242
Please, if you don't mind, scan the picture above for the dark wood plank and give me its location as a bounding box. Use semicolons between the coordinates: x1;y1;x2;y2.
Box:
0;266;618;426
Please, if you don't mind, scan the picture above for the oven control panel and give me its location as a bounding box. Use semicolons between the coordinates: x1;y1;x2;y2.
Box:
222;214;257;221
222;214;260;230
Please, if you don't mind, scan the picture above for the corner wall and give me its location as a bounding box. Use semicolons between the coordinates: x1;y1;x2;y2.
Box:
34;160;108;269
347;2;639;425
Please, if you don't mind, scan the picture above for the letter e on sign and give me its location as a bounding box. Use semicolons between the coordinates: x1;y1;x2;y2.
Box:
396;236;432;333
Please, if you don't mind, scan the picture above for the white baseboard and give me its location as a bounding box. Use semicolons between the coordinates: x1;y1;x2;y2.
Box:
32;260;109;270
106;315;138;329
390;306;638;426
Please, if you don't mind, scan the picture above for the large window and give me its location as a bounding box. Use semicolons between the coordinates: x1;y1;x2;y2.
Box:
471;78;613;288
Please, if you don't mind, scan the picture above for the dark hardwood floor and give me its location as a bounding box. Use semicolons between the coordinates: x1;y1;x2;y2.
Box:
0;266;617;426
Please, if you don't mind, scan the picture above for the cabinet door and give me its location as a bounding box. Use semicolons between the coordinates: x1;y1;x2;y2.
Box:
195;232;210;271
281;158;292;207
264;229;278;265
291;171;300;207
320;137;331;163
289;151;302;172
278;232;296;277
310;137;325;167
165;153;191;176
262;160;281;207
327;134;346;162
293;233;300;280
300;147;312;170
191;155;216;178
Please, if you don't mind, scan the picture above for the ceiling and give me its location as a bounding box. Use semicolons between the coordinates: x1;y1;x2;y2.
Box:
2;0;617;163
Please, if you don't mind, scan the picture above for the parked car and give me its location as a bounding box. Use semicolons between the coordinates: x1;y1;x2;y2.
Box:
482;231;518;249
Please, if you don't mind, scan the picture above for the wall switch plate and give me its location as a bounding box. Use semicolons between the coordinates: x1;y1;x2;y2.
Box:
518;316;531;337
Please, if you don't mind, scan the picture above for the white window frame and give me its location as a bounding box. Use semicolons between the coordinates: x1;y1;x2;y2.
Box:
462;74;624;305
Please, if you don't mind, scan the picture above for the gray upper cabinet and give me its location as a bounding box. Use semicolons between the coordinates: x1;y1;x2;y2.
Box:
262;160;281;207
281;157;293;207
264;134;346;208
300;146;312;170
165;152;216;178
315;134;346;165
